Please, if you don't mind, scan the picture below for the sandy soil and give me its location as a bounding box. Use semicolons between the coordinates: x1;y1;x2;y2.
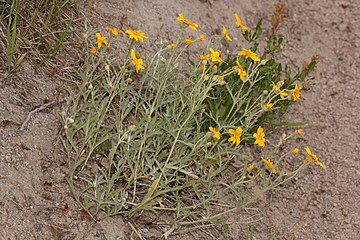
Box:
0;0;359;239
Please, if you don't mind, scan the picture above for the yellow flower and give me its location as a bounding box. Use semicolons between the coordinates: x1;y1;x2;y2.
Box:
253;126;265;147
213;65;218;70
263;158;276;173
147;114;151;121
296;129;303;135
236;58;246;82
293;148;299;154
238;48;260;62
248;164;254;171
209;48;223;63
209;126;221;140
271;81;281;92
199;65;206;71
184;37;193;45
176;13;198;30
228;127;243;146
90;47;97;54
125;29;148;42
304;147;324;168
265;102;274;109
280;91;288;99
198;34;205;41
170;43;177;49
130;49;144;73
200;54;210;61
105;26;120;35
222;26;232;42
234;13;248;31
127;78;133;83
291;84;302;101
129;124;137;131
95;32;108;49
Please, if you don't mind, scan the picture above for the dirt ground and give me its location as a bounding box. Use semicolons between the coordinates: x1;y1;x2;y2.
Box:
0;0;359;239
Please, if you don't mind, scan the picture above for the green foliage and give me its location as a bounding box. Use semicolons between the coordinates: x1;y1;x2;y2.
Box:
61;17;320;236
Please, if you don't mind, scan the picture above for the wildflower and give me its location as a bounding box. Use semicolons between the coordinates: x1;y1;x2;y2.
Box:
147;114;151;121
209;48;223;63
263;158;276;173
293;148;299;154
265;102;274;109
222;26;232;42
198;34;205;41
176;13;198;30
125;29;148;42
296;129;303;135
228;127;243;146
271;81;281;92
200;54;210;62
90;47;97;54
234;13;248;31
209;126;221;140
280;91;288;99
170;43;177;49
185;37;193;45
104;63;110;71
248;164;254;171
291;84;302;101
253;126;265;147
304;147;324;168
236;58;246;82
238;48;260;62
95;32;108;49
127;78;133;83
130;49;144;73
129;124;137;131
213;65;218;70
105;26;120;35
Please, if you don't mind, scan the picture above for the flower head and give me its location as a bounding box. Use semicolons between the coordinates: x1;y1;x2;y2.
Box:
236;58;246;82
130;49;144;73
222;26;232;42
291;84;302;101
209;126;221;140
271;81;281;92
265;102;274;109
209;48;223;63
200;54;210;62
176;14;198;30
95;32;108;49
198;34;205;41
184;37;193;45
263;158;276;173
304;147;324;168
234;13;248;31
125;29;148;42
90;47;97;54
170;43;177;49
248;164;254;171
238;48;260;62
105;26;122;35
253;126;265;147
228;127;243;146
296;129;303;135
280;91;289;99
293;148;299;154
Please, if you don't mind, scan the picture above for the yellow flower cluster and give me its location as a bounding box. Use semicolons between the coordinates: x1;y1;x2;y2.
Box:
208;126;266;147
90;27;148;74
